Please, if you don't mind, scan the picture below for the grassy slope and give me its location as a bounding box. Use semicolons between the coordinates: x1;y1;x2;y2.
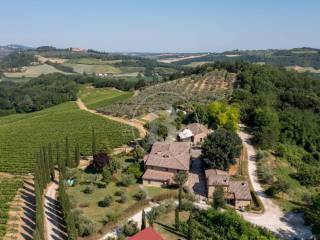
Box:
63;63;121;74
0;102;138;173
79;86;134;109
3;64;64;78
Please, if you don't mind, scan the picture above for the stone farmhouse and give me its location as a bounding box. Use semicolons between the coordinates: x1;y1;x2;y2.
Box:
205;169;252;209
177;123;212;145
142;142;191;186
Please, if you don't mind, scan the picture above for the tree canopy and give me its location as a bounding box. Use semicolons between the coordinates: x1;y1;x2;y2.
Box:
201;128;242;171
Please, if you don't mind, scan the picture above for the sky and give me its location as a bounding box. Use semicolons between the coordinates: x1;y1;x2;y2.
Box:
0;0;319;52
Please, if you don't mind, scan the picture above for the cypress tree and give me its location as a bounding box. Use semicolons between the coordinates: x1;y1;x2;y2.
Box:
56;142;66;178
175;206;180;230
141;209;146;230
74;143;80;167
39;148;47;187
188;211;195;240
92;127;96;156
34;157;45;240
42;145;50;184
65;136;71;168
48;143;55;181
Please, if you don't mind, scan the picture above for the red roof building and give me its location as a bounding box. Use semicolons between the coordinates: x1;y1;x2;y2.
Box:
128;227;164;240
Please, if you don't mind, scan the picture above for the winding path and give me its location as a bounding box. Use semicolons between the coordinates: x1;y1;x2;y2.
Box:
76;98;146;138
238;129;312;240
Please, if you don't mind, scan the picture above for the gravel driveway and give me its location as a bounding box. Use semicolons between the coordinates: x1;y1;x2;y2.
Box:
238;129;313;240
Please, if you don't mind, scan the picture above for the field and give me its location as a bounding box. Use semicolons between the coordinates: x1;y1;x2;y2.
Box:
0;102;138;174
3;64;64;78
183;61;212;67
79;86;134;109
99;70;237;118
62;62;121;74
66;58;122;65
0;179;23;239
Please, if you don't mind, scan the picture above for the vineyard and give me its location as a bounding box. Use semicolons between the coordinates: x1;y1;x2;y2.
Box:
0;179;23;239
79;86;134;109
99;70;237;118
0;102;138;174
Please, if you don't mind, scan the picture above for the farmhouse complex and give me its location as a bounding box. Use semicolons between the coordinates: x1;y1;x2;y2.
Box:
142;142;191;186
205;169;252;209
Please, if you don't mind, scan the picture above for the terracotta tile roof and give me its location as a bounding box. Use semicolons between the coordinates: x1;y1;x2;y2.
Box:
142;169;174;182
205;169;230;186
128;227;164;240
144;142;190;170
187;123;210;136
229;181;252;201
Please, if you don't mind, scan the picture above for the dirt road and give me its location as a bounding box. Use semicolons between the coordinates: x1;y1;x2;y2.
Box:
238;129;312;239
44;181;67;240
76;98;146;138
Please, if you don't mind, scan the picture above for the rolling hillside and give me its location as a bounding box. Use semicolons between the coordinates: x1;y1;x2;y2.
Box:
0;102;138;173
99;70;237;118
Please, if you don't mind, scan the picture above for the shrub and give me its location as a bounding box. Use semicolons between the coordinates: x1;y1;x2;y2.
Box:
99;195;113;207
102;168;112;184
134;190;147;200
122;220;139;237
120;174;136;186
83;185;94;194
102;213;118;225
118;194;127;203
295;165;320;186
96;181;107;188
127;163;143;179
180;199;194;211
115;190;125;197
75;213;96;237
267;179;290;197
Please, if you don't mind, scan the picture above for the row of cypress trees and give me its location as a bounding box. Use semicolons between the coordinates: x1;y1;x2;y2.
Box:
33;144;55;240
33;138;81;240
58;138;81;240
58;173;77;239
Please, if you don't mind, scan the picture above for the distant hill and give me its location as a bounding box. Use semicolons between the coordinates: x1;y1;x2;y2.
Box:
0;44;33;58
164;48;320;69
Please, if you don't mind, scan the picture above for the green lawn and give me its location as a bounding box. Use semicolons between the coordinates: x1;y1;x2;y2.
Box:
79;86;133;109
0;102;138;173
67;171;142;230
0;179;23;238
